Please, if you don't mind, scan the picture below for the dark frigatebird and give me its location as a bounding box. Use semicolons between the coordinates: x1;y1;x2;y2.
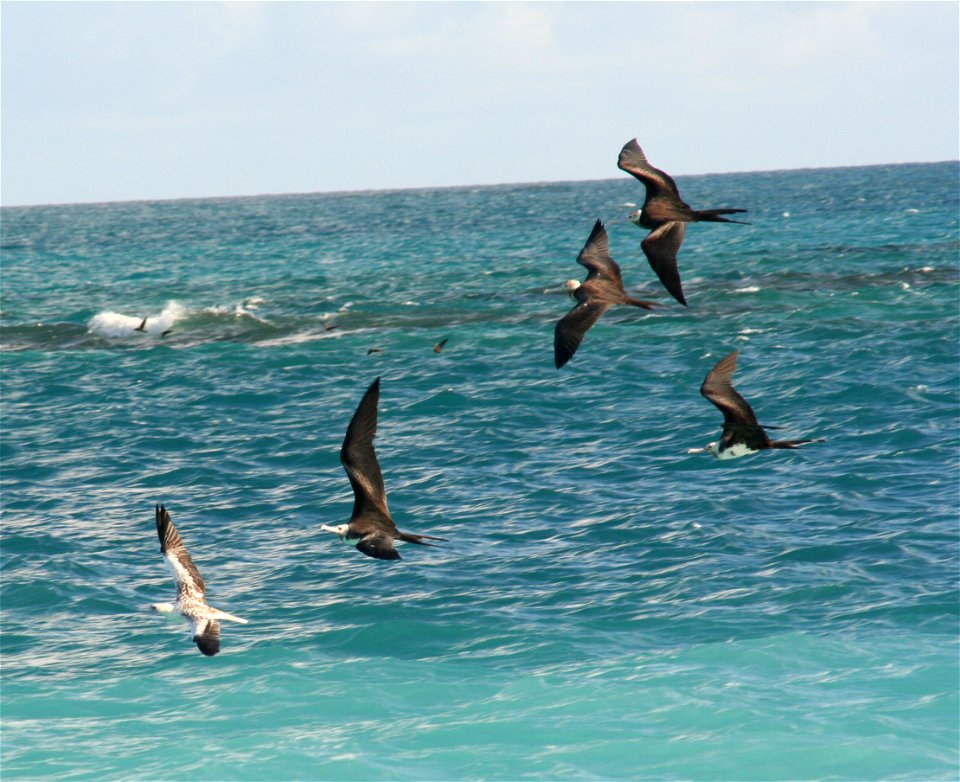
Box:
617;138;748;306
688;350;823;459
320;377;447;560
554;219;656;369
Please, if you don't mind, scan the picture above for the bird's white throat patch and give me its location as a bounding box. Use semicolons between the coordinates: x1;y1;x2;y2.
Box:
322;524;356;544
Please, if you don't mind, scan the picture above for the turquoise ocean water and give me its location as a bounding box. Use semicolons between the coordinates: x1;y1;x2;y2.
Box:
1;162;958;781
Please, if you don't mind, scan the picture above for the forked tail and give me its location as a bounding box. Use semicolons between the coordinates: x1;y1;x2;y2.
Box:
694;208;750;225
626;297;658;310
398;532;449;547
770;438;825;450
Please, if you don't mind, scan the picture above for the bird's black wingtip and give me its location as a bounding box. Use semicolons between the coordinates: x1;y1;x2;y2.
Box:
587;219;605;242
194;635;220;656
665;290;688;306
155;504;168;550
358;544;402;561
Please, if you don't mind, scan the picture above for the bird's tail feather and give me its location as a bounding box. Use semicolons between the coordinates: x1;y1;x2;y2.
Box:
626;298;658;310
770;438;825;450
694;208;750;224
212;609;249;624
398;532;449;547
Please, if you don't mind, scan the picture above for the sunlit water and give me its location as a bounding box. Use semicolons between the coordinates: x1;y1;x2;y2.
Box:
2;162;958;781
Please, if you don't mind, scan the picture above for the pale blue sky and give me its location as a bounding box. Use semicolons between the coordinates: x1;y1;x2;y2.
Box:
2;1;957;206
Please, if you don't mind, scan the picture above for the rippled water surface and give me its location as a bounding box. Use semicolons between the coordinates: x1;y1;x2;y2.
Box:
2;163;958;781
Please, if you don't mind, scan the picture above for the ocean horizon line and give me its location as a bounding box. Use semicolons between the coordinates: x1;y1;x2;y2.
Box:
2;158;956;212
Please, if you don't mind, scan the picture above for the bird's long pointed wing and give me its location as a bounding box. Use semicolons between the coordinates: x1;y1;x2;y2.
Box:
577;220;624;285
156;504;206;598
617;139;682;199
554;299;614;368
699;351;760;426
356;532;402;561
340;377;390;520
190;617;221;656
641;221;687;306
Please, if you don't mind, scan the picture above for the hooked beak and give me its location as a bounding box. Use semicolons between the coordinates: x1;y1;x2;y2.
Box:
148;602;177;618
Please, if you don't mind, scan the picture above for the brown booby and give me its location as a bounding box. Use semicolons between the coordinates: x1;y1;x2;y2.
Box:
320;377;447;560
150;504;248;656
433;338;449;354
554;219;656;369
688;350;823;459
618;138;748;306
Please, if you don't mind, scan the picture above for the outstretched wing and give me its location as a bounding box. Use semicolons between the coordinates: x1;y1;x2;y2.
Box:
554;299;614;369
156;504;205;598
641;221;687;306
190;617;221;656
699;351;760;427
576;220;624;285
341;377;391;520
356;532;403;561
617;139;682;199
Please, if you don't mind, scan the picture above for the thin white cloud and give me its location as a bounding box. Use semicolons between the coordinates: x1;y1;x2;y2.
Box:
1;1;956;205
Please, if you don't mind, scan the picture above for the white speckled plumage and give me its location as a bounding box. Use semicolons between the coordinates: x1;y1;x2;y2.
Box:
152;504;247;656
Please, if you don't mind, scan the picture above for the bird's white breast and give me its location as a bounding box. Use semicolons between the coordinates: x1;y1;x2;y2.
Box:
715;442;758;460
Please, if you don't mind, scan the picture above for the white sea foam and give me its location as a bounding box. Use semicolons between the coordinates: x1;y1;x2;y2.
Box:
201;298;270;324
232;300;270;323
87;300;186;339
256;330;340;348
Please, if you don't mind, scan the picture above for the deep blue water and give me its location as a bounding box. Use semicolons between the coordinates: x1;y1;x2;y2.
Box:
1;162;958;781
